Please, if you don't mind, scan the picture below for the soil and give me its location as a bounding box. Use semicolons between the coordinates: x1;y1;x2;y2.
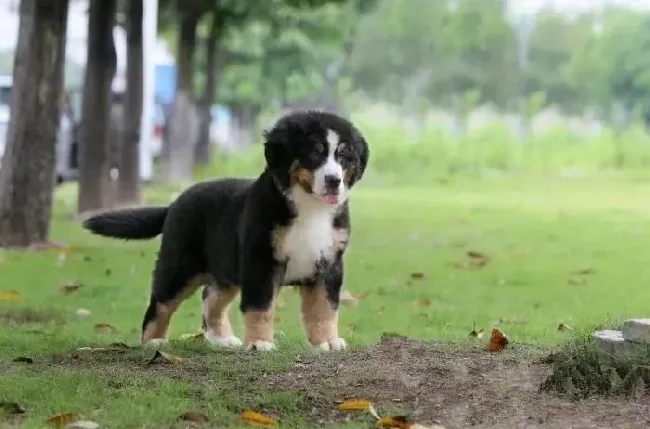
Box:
43;335;650;429
268;336;650;429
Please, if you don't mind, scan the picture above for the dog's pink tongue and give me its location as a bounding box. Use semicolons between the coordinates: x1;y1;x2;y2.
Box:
323;194;339;204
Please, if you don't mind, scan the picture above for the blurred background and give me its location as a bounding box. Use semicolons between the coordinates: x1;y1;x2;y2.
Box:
1;0;650;246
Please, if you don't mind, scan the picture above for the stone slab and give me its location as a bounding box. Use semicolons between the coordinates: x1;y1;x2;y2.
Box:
621;318;650;344
591;329;629;358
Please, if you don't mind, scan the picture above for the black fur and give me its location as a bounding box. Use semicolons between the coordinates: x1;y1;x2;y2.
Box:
82;110;369;346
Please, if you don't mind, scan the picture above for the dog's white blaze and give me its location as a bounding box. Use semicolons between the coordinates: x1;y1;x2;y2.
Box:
313;129;345;198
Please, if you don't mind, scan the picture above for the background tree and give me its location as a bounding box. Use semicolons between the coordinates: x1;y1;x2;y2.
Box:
77;0;118;213
0;0;69;248
117;0;144;205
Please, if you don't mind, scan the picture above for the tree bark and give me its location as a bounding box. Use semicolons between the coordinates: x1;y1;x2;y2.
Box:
161;7;199;183
117;0;143;205
0;0;69;248
77;0;117;214
194;10;223;168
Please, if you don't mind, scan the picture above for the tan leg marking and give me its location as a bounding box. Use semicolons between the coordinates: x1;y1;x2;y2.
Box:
142;274;208;345
203;286;242;348
243;307;276;351
300;284;346;351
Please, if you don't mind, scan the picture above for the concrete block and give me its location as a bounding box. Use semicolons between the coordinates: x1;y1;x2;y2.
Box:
622;318;650;344
591;329;629;358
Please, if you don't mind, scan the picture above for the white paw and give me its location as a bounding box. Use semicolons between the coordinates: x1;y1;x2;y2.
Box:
315;338;347;351
143;338;169;348
245;340;276;351
204;332;243;348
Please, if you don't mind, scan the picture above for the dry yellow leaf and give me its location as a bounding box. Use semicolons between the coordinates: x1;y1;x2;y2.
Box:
377;416;446;429
240;410;278;427
146;350;189;365
0;291;21;302
46;412;79;426
338;399;379;419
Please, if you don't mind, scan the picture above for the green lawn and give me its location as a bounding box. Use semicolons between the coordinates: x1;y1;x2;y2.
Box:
2;176;650;428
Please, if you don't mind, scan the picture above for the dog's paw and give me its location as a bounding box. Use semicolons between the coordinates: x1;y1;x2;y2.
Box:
143;338;169;349
245;340;276;351
204;332;243;349
314;337;347;351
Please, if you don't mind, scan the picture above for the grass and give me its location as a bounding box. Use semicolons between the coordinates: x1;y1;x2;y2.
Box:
3;174;650;427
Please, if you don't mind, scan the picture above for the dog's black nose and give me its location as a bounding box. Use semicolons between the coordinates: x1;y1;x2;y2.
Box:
324;174;341;189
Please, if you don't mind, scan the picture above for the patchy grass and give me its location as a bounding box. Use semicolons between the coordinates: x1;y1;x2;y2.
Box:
3;176;650;427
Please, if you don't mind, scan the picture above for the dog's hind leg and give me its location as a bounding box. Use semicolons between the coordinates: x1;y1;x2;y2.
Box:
141;270;207;347
202;284;242;348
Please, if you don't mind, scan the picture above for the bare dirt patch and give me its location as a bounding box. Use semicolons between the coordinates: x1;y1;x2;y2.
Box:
270;336;650;428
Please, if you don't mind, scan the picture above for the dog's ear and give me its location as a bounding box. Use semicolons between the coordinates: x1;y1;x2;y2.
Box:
350;130;369;186
263;126;295;190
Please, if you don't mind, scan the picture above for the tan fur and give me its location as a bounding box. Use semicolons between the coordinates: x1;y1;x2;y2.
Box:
243;309;275;345
289;160;315;193
299;284;339;346
203;286;239;339
142;274;209;342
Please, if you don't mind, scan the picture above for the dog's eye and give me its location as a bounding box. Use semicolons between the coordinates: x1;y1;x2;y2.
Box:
311;143;325;157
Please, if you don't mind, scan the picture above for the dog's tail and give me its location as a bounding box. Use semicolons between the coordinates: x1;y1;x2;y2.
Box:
82;206;169;240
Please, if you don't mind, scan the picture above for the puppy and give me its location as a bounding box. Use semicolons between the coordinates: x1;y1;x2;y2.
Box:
82;110;369;351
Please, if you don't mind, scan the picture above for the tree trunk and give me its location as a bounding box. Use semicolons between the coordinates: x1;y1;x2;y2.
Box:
194;10;223;168
117;0;143;205
0;0;69;248
77;0;117;214
161;8;199;183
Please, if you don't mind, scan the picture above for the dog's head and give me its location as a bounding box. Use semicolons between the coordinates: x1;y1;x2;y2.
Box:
263;110;369;207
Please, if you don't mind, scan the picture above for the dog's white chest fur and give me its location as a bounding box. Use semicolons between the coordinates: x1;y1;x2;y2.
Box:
275;189;337;283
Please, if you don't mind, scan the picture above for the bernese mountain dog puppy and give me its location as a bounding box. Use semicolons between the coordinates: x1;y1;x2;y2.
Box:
82;110;369;351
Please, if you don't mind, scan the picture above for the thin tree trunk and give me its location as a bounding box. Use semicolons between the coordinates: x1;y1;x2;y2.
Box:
117;0;143;205
77;0;117;214
161;8;199;183
194;10;223;168
0;0;69;248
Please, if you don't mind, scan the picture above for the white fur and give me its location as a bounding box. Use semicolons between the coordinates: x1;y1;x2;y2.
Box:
245;340;275;351
277;185;339;282
315;337;347;351
143;338;169;348
204;332;242;348
312;129;348;203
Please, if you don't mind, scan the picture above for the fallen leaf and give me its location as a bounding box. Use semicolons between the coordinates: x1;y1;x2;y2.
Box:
469;329;484;339
376;416;410;428
466;250;489;268
93;323;117;334
180;332;204;342
46;412;79;426
356;291;371;300
409;272;425;280
240;410;278;427
179;411;208;424
0;290;21;302
338;399;379;419
486;328;509;352
340;290;358;307
557;323;572;332
66;421;100;429
58;281;82;294
415;297;431;308
0;401;25;415
12;356;33;364
146;350;189;365
75;308;91;316
377;417;446;429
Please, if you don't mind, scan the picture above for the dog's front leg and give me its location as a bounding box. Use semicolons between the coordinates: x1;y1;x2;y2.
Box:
299;259;346;351
240;244;278;352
